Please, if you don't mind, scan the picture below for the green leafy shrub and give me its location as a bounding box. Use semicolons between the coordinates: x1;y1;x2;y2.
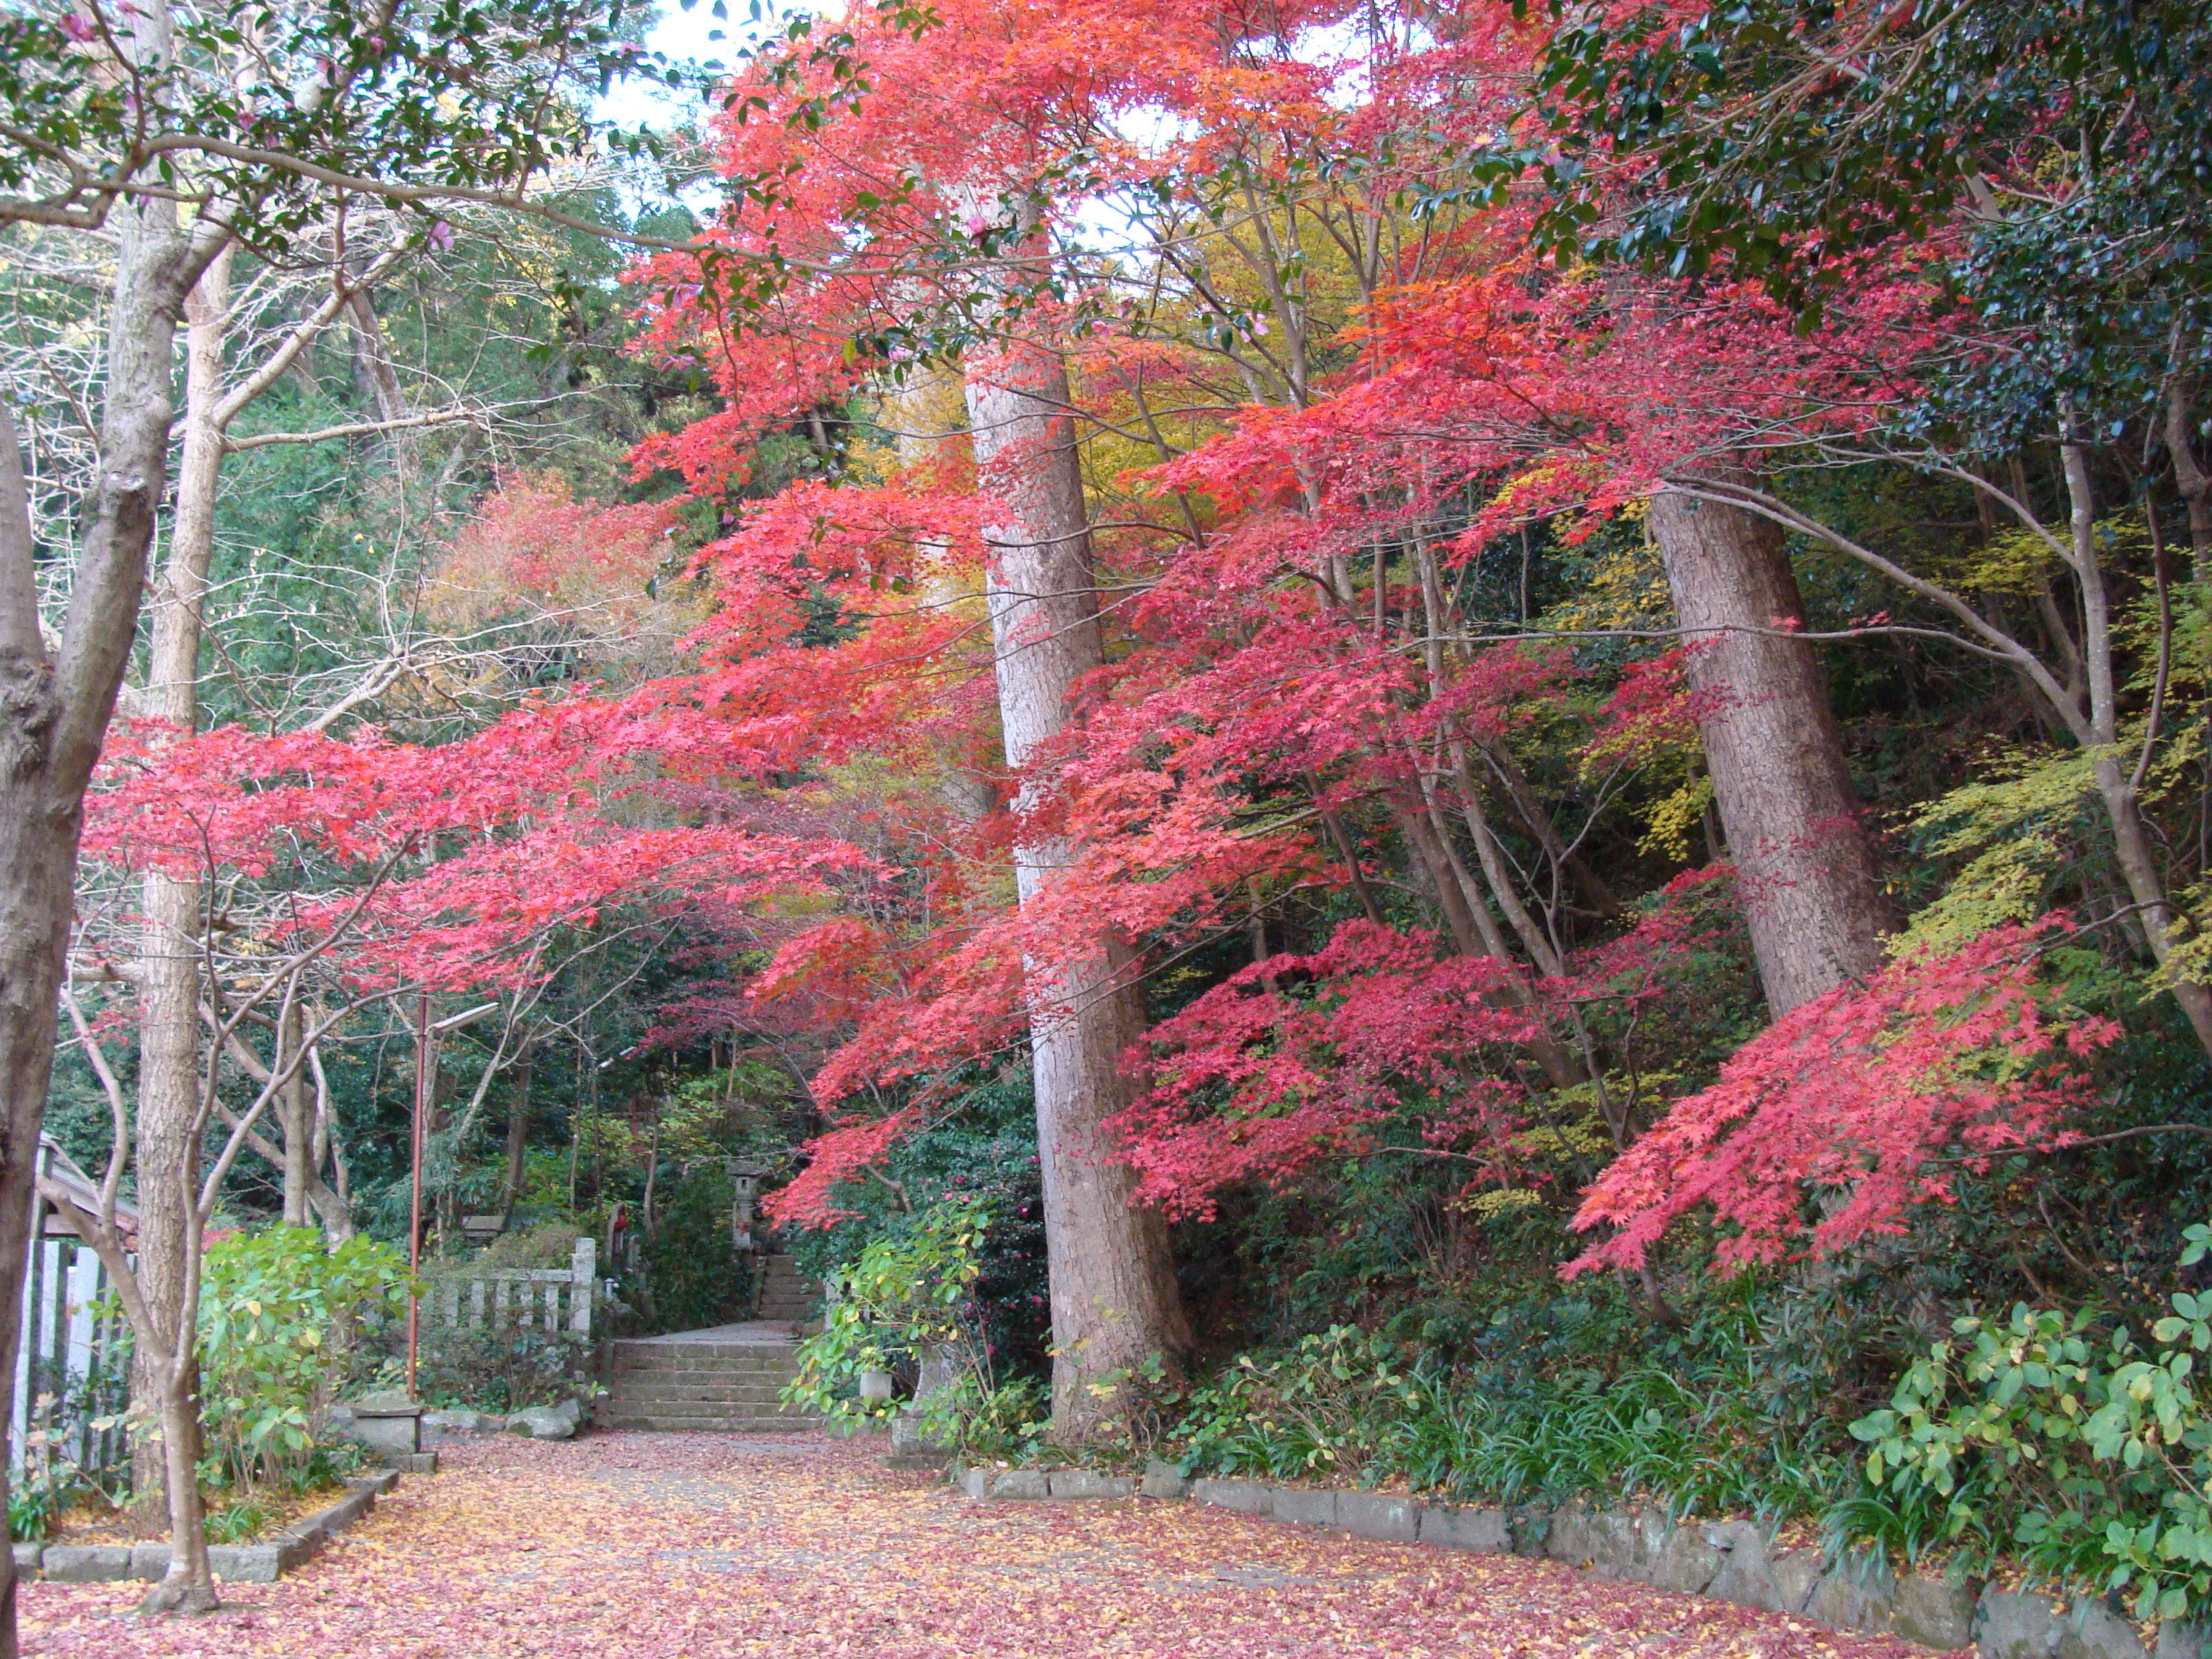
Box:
782;1072;1050;1380
7;1476;66;1544
786;1195;1044;1454
205;1499;276;1543
476;1221;582;1271
1843;1221;2212;1625
407;1323;594;1412
199;1227;412;1493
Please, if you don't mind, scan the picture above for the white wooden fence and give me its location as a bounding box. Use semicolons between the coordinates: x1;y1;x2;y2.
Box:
426;1236;598;1337
12;1235;129;1482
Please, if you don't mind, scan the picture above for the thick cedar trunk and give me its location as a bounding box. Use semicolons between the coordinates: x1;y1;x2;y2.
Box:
964;329;1191;1439
1650;483;1890;1014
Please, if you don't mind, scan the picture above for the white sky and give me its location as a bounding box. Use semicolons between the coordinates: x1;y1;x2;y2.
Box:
593;2;788;134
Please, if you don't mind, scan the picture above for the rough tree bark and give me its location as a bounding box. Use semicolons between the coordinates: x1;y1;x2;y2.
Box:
0;117;232;1631
504;1052;532;1218
129;241;233;1552
2055;424;2212;1054
963;291;1192;1441
1649;480;1891;1013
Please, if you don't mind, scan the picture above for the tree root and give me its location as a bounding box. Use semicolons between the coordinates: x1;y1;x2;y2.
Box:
137;1572;219;1617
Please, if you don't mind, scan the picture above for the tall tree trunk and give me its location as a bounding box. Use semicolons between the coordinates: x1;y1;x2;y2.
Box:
964;324;1191;1441
274;1000;313;1228
129;247;232;1588
0;35;230;1624
0;406;79;1656
2055;424;2212;1054
2167;371;2212;579
1650;481;1891;1014
504;1054;531;1218
129;247;228;1605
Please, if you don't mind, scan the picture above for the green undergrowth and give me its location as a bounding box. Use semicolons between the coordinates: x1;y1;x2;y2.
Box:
1159;1223;2212;1636
1164;1320;1845;1525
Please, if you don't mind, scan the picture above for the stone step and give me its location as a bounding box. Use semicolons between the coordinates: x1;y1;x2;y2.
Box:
602;1407;815;1428
606;1406;814;1415
609;1385;794;1407
600;1422;813;1435
613;1351;798;1369
611;1382;794;1400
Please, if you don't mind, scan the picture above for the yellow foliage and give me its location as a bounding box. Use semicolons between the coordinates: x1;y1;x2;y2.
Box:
1637;774;1713;863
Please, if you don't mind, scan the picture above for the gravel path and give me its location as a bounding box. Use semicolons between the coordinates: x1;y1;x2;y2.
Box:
24;1432;1942;1656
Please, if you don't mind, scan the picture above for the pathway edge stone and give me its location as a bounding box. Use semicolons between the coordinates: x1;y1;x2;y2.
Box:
947;1460;2210;1658
29;1469;404;1586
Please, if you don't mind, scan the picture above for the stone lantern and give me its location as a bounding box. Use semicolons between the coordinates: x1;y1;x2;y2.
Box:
729;1158;766;1253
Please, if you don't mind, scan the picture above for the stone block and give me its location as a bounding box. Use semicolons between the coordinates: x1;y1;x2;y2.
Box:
394;1451;439;1475
1191;1477;1273;1517
1271;1487;1337;1529
1974;1586;2164;1659
310;1485;377;1537
1548;1502;1663;1580
11;1542;39;1579
209;1543;285;1584
424;1408;504;1437
1544;1498;1599;1563
129;1542;169;1581
989;1469;1050;1501
2157;1622;2212;1659
41;1545;132;1583
509;1398;580;1441
1336;1492;1418;1544
890;1409;951;1463
1807;1549;1898;1635
1767;1548;1824;1617
1972;1586;2055;1658
1889;1572;1975;1652
958;1467;990;1500
1141;1460;1189;1501
1698;1521;1783;1613
1507;1506;1552;1557
1417;1505;1510;1553
1647;1523;1725;1595
1048;1471;1133;1500
344;1408;422;1460
350;1469;402;1497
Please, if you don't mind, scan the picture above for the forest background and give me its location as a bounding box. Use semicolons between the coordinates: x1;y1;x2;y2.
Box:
3;0;2212;1641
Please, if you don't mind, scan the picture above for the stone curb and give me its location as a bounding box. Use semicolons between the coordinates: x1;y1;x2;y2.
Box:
948;1462;2209;1658
21;1469;407;1585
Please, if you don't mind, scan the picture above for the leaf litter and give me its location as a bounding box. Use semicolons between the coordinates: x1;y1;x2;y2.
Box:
24;1432;1953;1656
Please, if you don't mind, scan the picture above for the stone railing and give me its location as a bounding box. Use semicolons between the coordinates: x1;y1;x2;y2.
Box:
426;1237;598;1338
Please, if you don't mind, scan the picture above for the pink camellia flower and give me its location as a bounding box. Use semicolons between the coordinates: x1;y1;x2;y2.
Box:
427;220;455;252
964;214;991;237
60;14;96;41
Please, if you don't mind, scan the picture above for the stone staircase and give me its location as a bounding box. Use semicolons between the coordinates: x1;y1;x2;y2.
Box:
754;1253;819;1324
602;1328;816;1433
